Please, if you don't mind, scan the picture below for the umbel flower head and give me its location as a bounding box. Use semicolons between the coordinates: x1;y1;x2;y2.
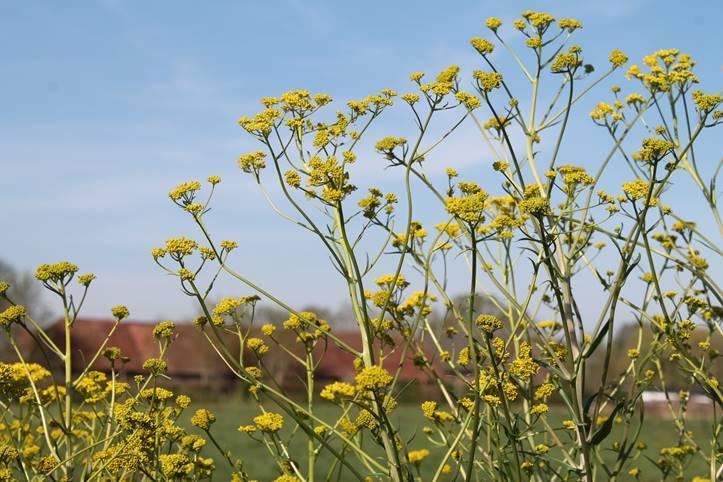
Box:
0;305;27;328
253;412;284;433
446;182;488;225
355;366;393;390
35;261;79;284
473;71;503;92
632;138;674;163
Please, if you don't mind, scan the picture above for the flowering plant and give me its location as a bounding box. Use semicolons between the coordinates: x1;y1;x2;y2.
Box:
2;9;721;482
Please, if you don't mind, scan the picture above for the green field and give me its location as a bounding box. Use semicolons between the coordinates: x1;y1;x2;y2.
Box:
178;399;716;481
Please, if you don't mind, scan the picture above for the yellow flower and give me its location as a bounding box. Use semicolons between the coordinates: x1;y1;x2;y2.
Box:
35;261;79;283
355;366;393;390
284;169;301;188
237;424;257;434
261;324;276;336
470;37;495;55
191;409;216;430
632;138;673;162
509;342;540;381
609;49;629;68
421;401;437;418
473;71;503;92
408;448;430;464
691;90;722;112
320;381;356;401
238;151;267;173
534;383;556;401
551;52;582;73
485;17;502;30
530;403;549;414
375;136;407;153
165;237;198;257
522;11;556;30
246;337;269;355
168;180;201;201
0;305;27;327
535;443;550;454
476;314;502;333
436;65;460;82
446;184;488;225
254;412;284;433
558;18;583;31
77;273;96;287
143;358;167;374
238;108;281;135
212;241;234;254
455;91;481;109
150;322;175;341
622;179;652;201
519;197;551;216
111;305;129;320
159;454;193;478
140;387;174;401
273;476;301;482
401;93;420;104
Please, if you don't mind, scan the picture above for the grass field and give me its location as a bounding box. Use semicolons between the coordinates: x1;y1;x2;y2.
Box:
177;399;717;481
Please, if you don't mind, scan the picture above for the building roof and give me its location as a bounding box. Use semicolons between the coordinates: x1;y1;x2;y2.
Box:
32;318;443;388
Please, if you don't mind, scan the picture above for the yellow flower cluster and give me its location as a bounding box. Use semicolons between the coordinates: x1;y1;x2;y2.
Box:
476;314;502;333
246;337;269;355
470;37;494;55
551;51;582;73
355;366;393;390
165;237;198;257
609;49;629;68
521;10;556;31
509;342;540;381
627;49;698;93
691;90;722;112
408;448;430;464
446;183;488;225
320;381;356;401
111;305;129;320
485;17;502;30
168;180;201;201
622;179;651;201
238;108;282;136
35;261;79;283
238;151;267;173
473;71;503;92
558;18;583;31
253;412;284;433
375;136;407;153
159;453;194;478
0;305;26;327
632;138;674;163
191;409;216;430
421;401;454;422
455;91;481;109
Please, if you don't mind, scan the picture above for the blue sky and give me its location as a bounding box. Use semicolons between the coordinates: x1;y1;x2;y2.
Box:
1;0;721;321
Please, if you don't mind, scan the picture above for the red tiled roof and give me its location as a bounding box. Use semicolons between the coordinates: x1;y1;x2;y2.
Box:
46;318;235;377
37;319;443;387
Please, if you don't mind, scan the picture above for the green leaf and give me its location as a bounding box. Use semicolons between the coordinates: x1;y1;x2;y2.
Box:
584;320;610;359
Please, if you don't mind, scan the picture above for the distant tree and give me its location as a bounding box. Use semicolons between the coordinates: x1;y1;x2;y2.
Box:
0;259;51;358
